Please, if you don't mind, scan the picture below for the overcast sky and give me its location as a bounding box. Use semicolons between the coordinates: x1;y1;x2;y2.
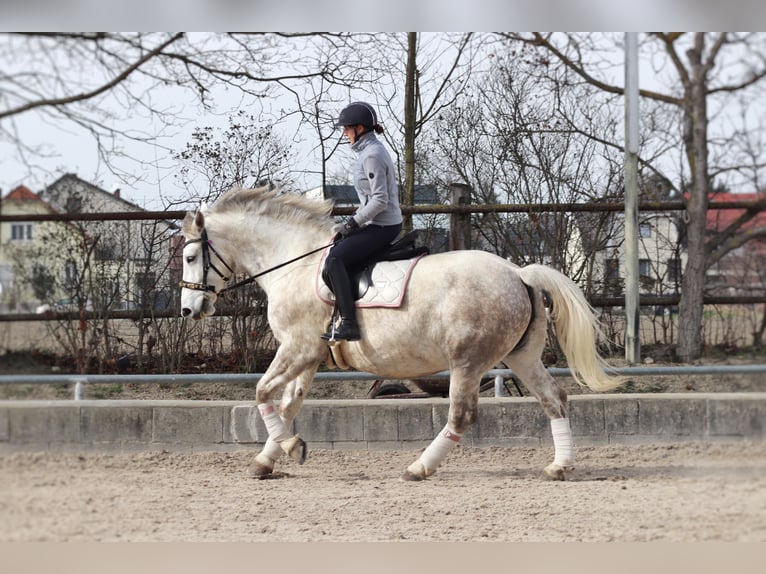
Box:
0;84;324;210
2;2;765;209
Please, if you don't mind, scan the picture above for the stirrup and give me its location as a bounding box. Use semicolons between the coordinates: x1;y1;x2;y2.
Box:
321;320;360;342
320;325;335;341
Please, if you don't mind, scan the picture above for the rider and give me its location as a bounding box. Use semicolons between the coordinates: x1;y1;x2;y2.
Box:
321;101;403;341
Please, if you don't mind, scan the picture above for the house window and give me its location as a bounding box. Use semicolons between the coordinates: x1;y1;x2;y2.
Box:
639;259;651;279
135;272;156;309
638;258;656;291
64;260;78;289
94;238;121;261
64;194;83;213
31;264;55;302
0;264;13;294
639;223;652;238
10;223;33;241
667;258;681;284
605;258;620;279
604;258;623;295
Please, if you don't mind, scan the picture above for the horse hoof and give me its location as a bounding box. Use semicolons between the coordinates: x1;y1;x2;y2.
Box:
400;470;426;482
283;435;307;464
248;461;274;479
401;460;431;481
543;463;574;481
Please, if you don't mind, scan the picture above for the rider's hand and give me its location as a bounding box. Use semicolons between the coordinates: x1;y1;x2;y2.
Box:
332;217;359;240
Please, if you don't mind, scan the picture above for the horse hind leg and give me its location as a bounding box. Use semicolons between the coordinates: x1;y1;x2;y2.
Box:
504;354;574;481
401;369;481;482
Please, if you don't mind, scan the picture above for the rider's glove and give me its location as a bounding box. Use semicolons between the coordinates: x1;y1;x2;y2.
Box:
332;217;360;240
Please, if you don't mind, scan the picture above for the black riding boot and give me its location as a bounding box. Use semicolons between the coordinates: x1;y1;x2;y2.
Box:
321;257;361;341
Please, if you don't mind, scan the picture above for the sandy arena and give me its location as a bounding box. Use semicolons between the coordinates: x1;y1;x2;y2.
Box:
1;441;764;542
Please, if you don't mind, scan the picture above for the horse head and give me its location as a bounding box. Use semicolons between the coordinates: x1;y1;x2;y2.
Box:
179;209;232;319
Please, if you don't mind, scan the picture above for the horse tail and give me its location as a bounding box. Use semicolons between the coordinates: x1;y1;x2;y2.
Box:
515;264;624;392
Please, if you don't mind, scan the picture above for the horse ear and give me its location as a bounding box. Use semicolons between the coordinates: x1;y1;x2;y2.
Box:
194;210;205;230
183;210;205;235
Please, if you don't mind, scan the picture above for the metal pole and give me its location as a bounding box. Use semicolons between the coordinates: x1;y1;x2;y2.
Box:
3;364;766;390
494;374;504;397
624;32;641;364
73;378;85;400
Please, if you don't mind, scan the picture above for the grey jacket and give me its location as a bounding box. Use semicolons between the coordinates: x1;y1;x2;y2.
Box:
349;132;403;227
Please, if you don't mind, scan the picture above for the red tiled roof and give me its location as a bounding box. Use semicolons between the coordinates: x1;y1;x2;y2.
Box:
705;192;766;233
4;184;58;213
5;185;39;201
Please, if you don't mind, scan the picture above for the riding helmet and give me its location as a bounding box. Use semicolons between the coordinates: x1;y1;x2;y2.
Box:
335;101;378;128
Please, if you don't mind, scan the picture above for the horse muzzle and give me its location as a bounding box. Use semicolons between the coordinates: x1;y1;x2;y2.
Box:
180;292;216;320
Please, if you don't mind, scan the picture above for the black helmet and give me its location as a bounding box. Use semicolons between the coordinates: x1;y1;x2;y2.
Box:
335;101;378;128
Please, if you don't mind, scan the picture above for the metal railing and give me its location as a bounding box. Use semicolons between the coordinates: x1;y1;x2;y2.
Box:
1;364;764;400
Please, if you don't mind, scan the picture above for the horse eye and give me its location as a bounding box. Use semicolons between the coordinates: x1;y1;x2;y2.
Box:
186;255;196;264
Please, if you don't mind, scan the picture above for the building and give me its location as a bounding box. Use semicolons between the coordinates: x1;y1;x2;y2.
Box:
0;185;63;312
589;210;684;299
704;191;766;297
1;174;178;313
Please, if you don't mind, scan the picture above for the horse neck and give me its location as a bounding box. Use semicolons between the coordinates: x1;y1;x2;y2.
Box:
208;212;329;292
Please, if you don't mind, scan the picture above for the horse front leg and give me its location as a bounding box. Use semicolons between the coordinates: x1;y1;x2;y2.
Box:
249;348;320;478
249;366;318;478
401;369;480;481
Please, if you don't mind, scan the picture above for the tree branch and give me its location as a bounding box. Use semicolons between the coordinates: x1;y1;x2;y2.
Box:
507;32;684;106
0;33;185;120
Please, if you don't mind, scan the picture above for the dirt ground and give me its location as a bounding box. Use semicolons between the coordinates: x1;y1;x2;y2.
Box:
1;441;764;542
2;344;765;544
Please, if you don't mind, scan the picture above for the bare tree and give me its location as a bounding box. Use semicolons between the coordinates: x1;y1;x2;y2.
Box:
502;32;766;360
172;110;297;205
0;32;358;192
423;49;624;277
342;33;478;228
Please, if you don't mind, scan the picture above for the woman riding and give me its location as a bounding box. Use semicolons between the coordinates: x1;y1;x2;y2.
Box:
321;101;403;341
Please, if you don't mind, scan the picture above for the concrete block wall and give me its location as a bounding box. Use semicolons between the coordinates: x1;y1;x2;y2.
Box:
0;393;764;453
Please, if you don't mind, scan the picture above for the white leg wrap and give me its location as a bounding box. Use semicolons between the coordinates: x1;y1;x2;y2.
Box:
256;437;284;466
258;402;290;443
417;425;462;475
551;417;575;467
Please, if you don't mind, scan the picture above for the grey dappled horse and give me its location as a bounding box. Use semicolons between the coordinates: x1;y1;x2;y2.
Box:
179;187;623;481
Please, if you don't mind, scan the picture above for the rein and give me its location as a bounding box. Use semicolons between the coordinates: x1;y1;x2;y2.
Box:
179;231;335;296
218;241;335;295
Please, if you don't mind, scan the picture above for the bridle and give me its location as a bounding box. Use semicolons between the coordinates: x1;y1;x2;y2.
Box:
178;229;234;294
179;228;336;296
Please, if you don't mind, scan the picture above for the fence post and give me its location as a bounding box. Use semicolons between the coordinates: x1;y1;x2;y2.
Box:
73;377;85;400
624;32;641;364
449;183;471;251
494;374;505;397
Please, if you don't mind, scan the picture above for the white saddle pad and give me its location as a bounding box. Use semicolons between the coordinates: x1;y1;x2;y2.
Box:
316;248;425;309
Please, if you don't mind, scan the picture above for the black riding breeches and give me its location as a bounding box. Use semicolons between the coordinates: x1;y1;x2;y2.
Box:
328;223;402;272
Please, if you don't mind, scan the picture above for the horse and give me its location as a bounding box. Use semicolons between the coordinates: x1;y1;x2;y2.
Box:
179;186;624;481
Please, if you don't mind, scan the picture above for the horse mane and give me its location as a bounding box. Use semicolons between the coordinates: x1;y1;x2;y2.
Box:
209;185;335;230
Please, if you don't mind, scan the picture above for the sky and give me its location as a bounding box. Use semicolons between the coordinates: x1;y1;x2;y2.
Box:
0;86;323;211
2;0;763;30
2;2;765;210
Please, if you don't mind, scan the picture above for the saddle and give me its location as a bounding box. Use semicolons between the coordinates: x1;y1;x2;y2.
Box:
318;230;430;307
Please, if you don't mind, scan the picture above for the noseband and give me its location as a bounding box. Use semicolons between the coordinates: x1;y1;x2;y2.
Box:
178;230;234;293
